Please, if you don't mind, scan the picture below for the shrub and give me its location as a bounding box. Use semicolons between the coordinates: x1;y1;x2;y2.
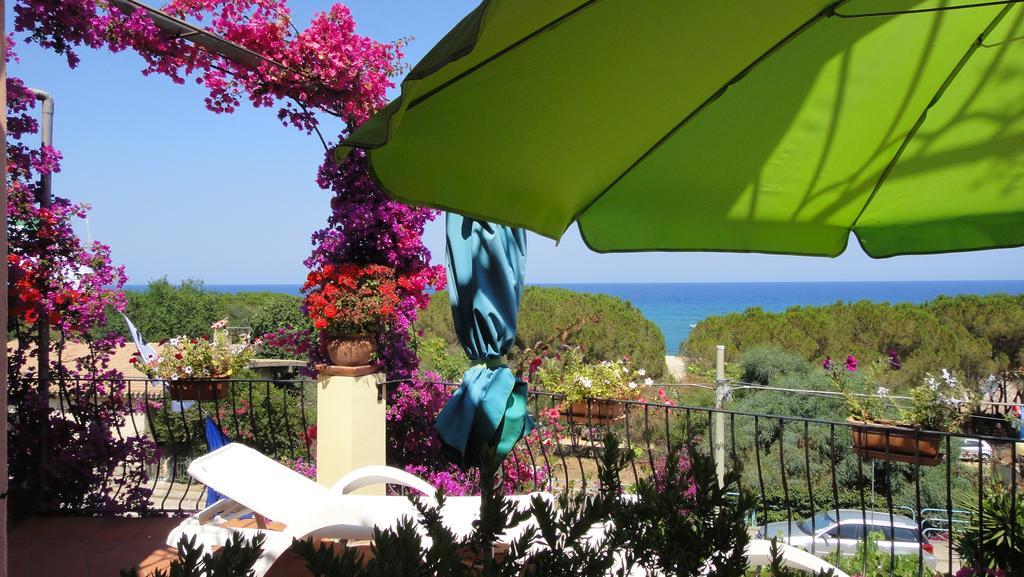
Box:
682;296;1022;389
824;531;936;577
293;434;768;577
146;380;316;474
418;287;668;380
533;346;649;403
120;533;265;577
954;482;1024;575
739;346;813;386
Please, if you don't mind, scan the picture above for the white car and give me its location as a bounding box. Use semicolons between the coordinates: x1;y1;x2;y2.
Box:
959;439;993;462
755;510;937;569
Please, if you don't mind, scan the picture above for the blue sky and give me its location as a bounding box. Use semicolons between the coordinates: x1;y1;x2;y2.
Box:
11;1;1023;285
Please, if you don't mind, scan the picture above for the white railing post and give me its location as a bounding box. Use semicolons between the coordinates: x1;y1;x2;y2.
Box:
715;345;727;488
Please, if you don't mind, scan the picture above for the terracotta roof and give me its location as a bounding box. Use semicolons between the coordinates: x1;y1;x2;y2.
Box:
9;339;150;379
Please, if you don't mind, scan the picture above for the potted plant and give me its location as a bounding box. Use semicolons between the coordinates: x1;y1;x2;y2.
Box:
828;355;977;465
535;346;651;424
134;319;256;401
302;263;400;370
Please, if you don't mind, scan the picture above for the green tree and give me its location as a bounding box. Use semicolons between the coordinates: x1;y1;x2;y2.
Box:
682;295;1024;389
417;286;668;379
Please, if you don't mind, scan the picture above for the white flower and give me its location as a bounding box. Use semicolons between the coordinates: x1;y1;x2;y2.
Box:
876;386;890;398
183;366;193;375
644;377;654;386
628;382;637;389
622;366;629;374
169;337;181;347
925;376;940;391
578;376;593;389
637;368;646;377
170;373;179;381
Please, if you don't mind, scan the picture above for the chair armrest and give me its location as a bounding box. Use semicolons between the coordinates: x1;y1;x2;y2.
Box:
330;465;437;496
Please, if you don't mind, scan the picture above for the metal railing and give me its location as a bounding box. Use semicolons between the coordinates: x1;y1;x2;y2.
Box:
10;376;316;515
504;388;1020;576
12;375;1020;575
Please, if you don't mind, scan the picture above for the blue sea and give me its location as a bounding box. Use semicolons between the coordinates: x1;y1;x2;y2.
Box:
126;281;1024;350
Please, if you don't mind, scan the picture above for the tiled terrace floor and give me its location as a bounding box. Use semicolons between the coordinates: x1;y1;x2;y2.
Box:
9;517;316;577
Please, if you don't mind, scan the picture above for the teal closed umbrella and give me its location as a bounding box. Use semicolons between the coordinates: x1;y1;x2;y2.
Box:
434;213;534;467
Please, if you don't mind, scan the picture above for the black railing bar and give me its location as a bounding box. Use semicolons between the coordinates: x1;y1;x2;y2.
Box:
174;384;197;511
247;382;261;453
141;380;163;507
914;428;924;577
945;435;954;576
158;389;177;510
571;403;588;490
123;384;150;507
643;405;656;488
624;404;640;486
530;394;555;492
977;445;984;555
534;414;555;493
754;416;768;535
663;406;672;455
779;419;793;539
298;382;312;462
550;395;571;491
856;436;868;576
830;424;842;561
262;380;277;456
729;413;739;489
279;383;295;460
1012;442;1018;563
706;408;714;460
883;429;895;576
107;383;128;505
803;421;815;537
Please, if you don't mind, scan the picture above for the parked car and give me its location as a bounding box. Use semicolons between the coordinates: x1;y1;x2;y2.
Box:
959;438;993;462
755;510;937;569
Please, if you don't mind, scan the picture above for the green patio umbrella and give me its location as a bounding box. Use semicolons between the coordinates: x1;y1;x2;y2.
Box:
340;0;1023;257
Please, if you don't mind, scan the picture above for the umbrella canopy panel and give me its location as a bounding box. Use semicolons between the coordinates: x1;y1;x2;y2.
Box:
343;0;1024;258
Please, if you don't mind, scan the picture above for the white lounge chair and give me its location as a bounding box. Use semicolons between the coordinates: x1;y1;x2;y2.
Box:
167;443;548;576
170;443;847;577
745;540;849;577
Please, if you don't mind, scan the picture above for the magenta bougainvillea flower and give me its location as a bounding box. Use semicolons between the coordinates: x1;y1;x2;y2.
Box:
845;355;858;372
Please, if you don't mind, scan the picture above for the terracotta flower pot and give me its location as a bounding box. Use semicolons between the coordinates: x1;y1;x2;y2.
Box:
167;378;229;402
322;335;378;367
849;419;944;466
561;400;626;425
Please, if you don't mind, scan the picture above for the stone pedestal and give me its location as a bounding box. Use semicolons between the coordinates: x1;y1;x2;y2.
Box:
315;372;387;495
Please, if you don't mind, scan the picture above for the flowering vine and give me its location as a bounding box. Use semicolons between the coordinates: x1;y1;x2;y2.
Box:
6;57;155;514
11;0;462;497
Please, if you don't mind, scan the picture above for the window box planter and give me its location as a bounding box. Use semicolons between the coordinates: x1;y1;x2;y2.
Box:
167;378;230;402
561;400;626;425
849;419;944;466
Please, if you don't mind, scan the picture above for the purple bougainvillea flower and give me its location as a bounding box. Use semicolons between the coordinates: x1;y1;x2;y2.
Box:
822;356;832;371
887;349;902;370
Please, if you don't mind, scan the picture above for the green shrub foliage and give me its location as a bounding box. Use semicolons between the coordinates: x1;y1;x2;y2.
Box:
93;278;312;358
683;294;1024;387
954;482;1024;574
418;287;667;379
